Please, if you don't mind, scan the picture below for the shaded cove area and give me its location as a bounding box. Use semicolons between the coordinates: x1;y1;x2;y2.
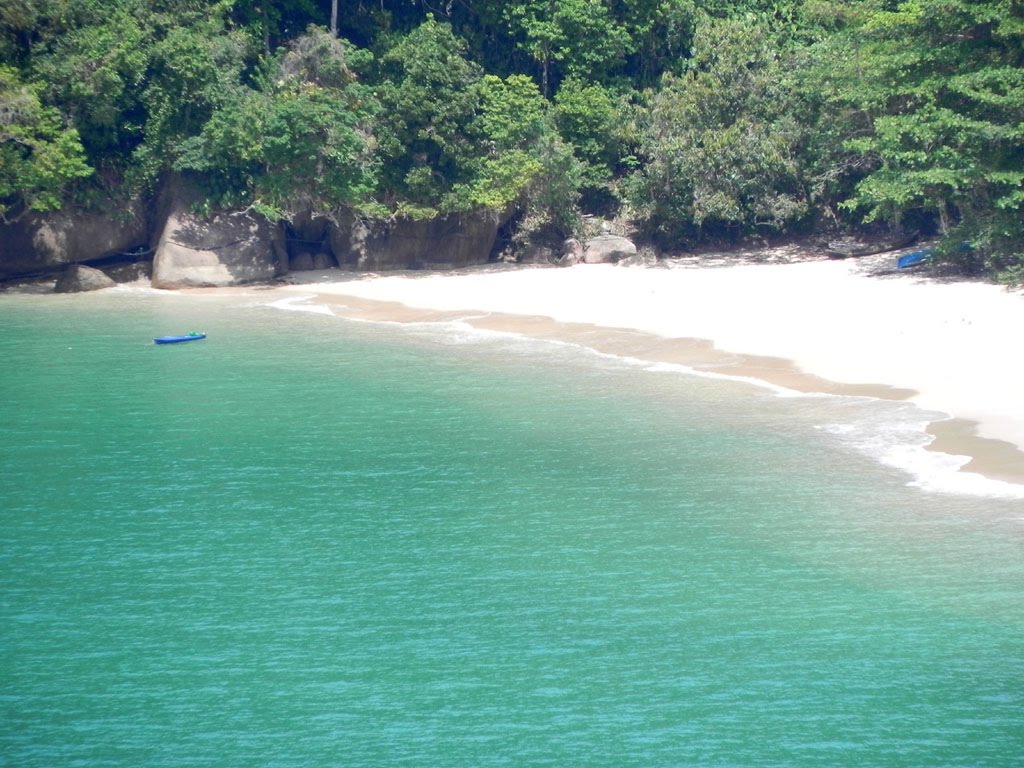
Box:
1;291;1023;767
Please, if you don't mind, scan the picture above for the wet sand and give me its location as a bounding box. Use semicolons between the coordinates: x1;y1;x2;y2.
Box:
272;260;1024;487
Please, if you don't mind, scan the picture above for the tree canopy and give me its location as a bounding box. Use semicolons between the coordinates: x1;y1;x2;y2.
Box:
1;0;1021;278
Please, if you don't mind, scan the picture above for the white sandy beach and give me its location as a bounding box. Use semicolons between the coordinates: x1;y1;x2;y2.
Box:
279;254;1024;484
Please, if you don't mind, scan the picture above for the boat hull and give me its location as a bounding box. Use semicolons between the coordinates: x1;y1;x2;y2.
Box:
154;334;206;344
897;249;933;269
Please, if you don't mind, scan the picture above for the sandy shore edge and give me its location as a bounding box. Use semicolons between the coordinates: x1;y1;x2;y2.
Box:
271;256;1024;487
259;258;1024;488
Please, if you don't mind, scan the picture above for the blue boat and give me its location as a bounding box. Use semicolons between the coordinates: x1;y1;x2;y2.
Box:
154;332;206;345
897;248;933;269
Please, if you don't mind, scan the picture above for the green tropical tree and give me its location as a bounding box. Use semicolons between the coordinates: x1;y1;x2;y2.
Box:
175;26;377;220
133;10;257;184
470;72;583;235
554;76;629;179
629;15;810;242
0;65;92;222
372;18;486;213
29;3;149;162
616;0;697;86
502;0;631;96
819;0;1024;278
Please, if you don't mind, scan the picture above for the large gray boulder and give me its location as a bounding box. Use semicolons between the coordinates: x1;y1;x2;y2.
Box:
329;209;504;270
583;234;637;264
151;177;286;289
558;238;585;266
0;198;148;280
53;264;117;293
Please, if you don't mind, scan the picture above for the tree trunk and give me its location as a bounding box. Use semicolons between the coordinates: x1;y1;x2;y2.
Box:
331;0;338;36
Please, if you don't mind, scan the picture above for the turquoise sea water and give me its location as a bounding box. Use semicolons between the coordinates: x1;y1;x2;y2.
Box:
2;288;1023;767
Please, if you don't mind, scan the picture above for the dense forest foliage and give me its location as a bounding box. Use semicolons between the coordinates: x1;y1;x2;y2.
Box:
1;0;1022;279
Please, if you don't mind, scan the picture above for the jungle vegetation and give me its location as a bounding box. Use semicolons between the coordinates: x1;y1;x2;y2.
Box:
1;0;1022;279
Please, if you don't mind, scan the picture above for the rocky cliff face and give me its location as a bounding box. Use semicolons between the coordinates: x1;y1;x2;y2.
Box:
0;198;149;280
327;209;506;271
150;178;286;289
1;176;512;287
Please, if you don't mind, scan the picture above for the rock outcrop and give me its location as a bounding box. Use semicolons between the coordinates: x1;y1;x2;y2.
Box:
151;178;286;289
583;234;637;264
329;209;504;270
559;238;585;266
53;264;117;293
0;198;149;280
1;180;516;287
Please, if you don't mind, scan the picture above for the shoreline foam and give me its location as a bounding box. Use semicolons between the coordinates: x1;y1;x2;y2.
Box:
270;259;1024;492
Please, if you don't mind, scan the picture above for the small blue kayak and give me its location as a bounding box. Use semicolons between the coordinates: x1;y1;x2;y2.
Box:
154;332;206;345
897;248;933;269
